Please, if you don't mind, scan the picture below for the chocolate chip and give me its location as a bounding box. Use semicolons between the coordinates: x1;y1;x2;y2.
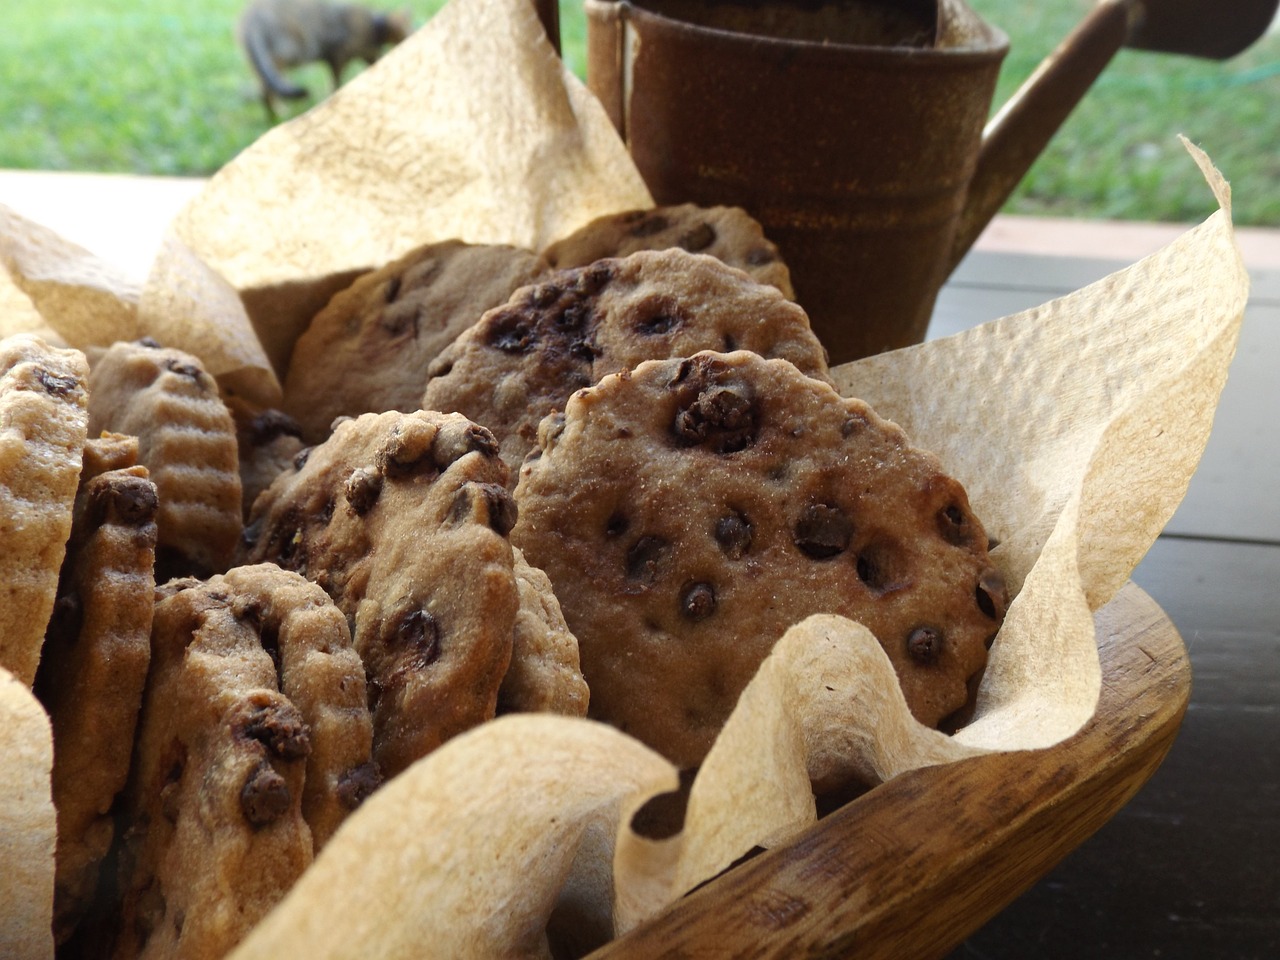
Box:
240;763;292;827
794;503;852;559
88;475;158;526
714;511;752;559
841;413;869;438
336;762;383;809
855;553;879;587
164;358;204;382
292;447;313;471
236;702;311;761
344;466;383;515
575;262;614;296
236;600;282;679
36;368;79;397
249;409;304;445
630;213;670;237
936;502;976;546
672;376;757;454
907;626;944;665
678;222;716;252
486;308;538;354
555;300;593;332
680;582;717;621
626;536;672;585
530;281;562;310
449;482;518;536
633;296;685;337
745;246;777;265
976;567;1007;620
387;609;441;669
432;422;499;470
137;336;162;349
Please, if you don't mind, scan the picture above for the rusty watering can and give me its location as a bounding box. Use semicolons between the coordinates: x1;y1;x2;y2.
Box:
534;0;1277;364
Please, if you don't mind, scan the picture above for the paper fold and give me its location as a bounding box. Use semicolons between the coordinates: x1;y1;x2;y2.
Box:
0;0;1249;951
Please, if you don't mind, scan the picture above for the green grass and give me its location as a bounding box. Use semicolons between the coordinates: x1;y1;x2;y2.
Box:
1;0;1276;224
968;0;1280;225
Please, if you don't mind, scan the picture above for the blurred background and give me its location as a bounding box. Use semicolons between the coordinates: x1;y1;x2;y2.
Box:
0;0;1276;225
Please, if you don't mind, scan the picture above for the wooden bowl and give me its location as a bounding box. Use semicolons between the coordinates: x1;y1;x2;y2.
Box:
587;582;1190;959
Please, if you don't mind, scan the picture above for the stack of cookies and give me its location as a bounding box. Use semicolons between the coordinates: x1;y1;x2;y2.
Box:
3;203;1005;957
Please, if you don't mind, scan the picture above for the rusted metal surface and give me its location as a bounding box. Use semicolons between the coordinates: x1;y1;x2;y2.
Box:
583;0;1278;365
586;0;1007;365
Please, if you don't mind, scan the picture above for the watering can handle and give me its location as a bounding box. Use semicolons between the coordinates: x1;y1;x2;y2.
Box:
534;0;562;55
948;0;1134;273
950;0;1279;271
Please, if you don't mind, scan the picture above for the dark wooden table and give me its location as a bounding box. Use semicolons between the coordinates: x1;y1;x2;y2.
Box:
932;246;1280;960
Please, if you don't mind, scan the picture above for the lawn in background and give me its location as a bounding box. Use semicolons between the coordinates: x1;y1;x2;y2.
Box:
1;0;1275;225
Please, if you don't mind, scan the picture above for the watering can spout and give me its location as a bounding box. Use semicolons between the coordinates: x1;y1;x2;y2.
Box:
949;0;1279;273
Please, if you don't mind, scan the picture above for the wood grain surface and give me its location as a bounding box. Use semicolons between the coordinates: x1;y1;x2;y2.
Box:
589;584;1190;959
936;250;1280;959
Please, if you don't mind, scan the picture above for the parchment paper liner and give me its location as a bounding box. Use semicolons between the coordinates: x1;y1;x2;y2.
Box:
0;0;1248;954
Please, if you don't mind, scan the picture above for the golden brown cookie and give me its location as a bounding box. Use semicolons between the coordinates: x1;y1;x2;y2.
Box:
225;397;307;519
422;249;829;480
81;430;141;476
0;333;89;687
542;204;794;298
209;565;378;849
112;564;371;960
239;410;521;777
282;240;547;443
35;463;158;945
87;339;243;582
499;547;590;717
511;351;1007;770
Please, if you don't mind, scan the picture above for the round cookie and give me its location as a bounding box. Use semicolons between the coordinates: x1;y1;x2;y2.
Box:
0;333;90;687
113;571;322;960
210;564;378;849
35;463;157;945
87;339;242;582
225;397;307;519
511;351;1008;770
542;204;795;298
500;547;590;717
239;410;521;777
422;248;830;480
282;240;547;443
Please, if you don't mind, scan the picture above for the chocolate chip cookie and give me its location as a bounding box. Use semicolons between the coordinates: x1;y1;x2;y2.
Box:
422;248;829;480
0;334;89;687
225;397;306;519
511;351;1007;769
36;461;157;944
113;571;322;960
238;410;521;777
87;339;242;582
282;240;547;443
500;548;590;717
542;204;794;298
